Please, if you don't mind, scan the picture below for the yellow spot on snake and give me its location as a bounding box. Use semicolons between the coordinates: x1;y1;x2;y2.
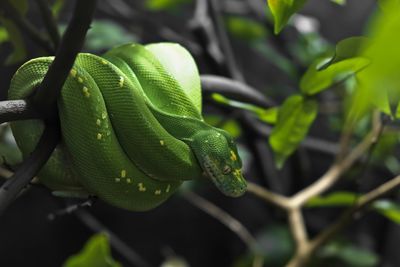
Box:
70;69;77;77
82;87;90;98
115;178;120;182
78;77;83;83
138;183;146;192
155;189;161;195
230;150;237;161
101;112;107;119
119;76;124;87
121;170;126;178
166;184;171;193
96;119;101;126
159;140;165;146
97;133;102;140
101;59;108;65
126;178;132;184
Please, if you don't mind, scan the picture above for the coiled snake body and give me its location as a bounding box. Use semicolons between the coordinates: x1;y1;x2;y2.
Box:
9;43;246;211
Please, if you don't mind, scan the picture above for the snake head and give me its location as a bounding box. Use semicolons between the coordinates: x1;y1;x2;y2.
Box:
191;129;247;197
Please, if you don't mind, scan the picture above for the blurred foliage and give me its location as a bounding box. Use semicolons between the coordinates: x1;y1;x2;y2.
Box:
348;1;400;122
62;233;121;267
0;0;28;65
0;125;22;166
289;32;331;67
330;0;347;5
233;225;294;267
225;16;267;42
84;20;138;52
315;240;378;267
144;0;192;11
51;0;65;18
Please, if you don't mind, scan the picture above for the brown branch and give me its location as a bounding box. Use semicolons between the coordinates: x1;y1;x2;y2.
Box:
246;182;291;210
286;175;400;267
290;125;381;207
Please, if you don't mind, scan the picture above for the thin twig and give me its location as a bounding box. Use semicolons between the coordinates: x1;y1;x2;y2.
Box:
0;125;60;215
208;0;244;82
287;175;400;267
246;182;291;210
291;127;380;207
0;0;54;53
75;209;152;267
47;198;96;221
201;75;275;107
36;0;61;49
32;0;97;118
183;191;257;248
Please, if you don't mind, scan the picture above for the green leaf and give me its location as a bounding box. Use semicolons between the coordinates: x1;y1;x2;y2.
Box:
267;0;308;34
225;16;267;42
63;233;121;267
211;93;278;124
269;95;318;168
319;241;379;267
318;37;369;69
300;37;370;96
145;0;191;11
306;191;356;207
85;20;138;51
373;200;400;224
301;58;370;96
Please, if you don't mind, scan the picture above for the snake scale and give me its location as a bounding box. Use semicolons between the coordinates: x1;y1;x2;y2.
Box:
8;43;247;211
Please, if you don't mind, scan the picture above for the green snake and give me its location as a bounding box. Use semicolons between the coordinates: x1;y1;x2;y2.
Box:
8;43;246;211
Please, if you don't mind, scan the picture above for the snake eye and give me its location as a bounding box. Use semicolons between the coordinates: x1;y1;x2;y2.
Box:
223;165;232;175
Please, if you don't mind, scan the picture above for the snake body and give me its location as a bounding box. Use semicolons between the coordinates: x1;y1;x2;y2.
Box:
8;43;246;211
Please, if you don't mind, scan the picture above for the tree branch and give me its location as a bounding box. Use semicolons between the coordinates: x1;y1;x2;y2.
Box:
0;124;60;215
201;74;275;107
183;191;257;248
0;0;97;215
75;209;151;267
0;100;41;123
246;182;291;210
290;126;381;207
32;0;97;118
